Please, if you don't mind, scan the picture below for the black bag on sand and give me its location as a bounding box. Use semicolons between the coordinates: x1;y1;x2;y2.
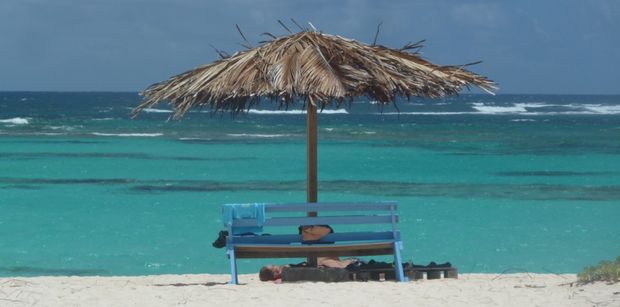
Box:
281;266;351;283
281;260;456;282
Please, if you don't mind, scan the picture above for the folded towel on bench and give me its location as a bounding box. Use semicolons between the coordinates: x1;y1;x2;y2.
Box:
223;203;266;234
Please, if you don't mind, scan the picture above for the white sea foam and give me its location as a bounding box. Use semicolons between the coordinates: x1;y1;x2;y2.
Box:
514;102;555;108
377;112;478;115
580;104;620;114
0;117;29;125
468;102;566;115
227;133;291;138
521;104;620;115
92;118;115;121
178;137;220;142
511;119;536;122
247;110;304;115
37;132;67;136
92;132;164;137
46;125;79;131
471;103;528;114
467;102;620;115
142;108;173;113
348;130;377;135
247;109;348;115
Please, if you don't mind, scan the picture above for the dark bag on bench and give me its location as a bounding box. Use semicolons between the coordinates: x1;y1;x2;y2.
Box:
298;225;334;244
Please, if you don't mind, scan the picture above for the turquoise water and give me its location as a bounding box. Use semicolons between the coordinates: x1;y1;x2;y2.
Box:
1;92;619;276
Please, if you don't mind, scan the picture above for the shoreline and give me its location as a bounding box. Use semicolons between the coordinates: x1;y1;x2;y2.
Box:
1;273;618;306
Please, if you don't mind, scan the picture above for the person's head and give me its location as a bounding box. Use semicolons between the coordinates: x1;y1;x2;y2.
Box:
259;265;283;281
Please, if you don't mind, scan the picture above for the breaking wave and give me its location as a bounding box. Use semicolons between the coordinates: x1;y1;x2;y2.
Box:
378;112;477;115
46;125;79;131
227;133;291;138
247;109;348;115
379;102;620;116
580;104;620;114
142;108;173;113
92;132;164;137
0;117;29;125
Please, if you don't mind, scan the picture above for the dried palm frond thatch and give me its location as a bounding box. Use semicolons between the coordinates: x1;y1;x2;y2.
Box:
135;30;496;117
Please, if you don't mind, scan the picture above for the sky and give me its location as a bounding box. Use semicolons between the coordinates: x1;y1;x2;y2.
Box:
0;0;618;94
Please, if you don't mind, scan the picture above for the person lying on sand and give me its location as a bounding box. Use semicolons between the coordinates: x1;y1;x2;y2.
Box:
259;257;358;282
259;259;454;282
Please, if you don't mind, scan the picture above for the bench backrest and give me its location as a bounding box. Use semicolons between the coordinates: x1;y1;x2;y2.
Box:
224;201;400;245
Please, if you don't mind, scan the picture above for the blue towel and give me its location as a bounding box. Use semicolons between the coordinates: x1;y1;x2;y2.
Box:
222;203;266;234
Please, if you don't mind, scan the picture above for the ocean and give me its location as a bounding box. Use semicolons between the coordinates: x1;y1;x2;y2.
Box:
1;92;619;277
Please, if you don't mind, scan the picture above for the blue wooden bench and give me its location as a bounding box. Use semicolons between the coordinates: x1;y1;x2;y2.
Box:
222;201;406;284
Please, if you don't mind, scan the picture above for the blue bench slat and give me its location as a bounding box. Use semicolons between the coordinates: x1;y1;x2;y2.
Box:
232;234;300;244
263;202;397;212
231;215;397;227
231;231;399;244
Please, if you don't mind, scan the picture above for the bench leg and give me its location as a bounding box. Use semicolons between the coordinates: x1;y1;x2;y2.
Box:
393;241;406;282
227;247;238;285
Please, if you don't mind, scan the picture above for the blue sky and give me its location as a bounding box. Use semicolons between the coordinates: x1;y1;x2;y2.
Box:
1;0;618;94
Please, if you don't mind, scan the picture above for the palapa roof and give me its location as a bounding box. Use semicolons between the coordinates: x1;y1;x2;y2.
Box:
136;30;496;117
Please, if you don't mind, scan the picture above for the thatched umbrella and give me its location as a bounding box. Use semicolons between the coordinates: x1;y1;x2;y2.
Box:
134;28;496;209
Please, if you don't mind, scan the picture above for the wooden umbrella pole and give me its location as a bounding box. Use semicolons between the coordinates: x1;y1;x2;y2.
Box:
306;97;318;266
306;97;318;212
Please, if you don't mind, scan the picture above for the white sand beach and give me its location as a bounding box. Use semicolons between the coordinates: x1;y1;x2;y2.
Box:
1;273;618;307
